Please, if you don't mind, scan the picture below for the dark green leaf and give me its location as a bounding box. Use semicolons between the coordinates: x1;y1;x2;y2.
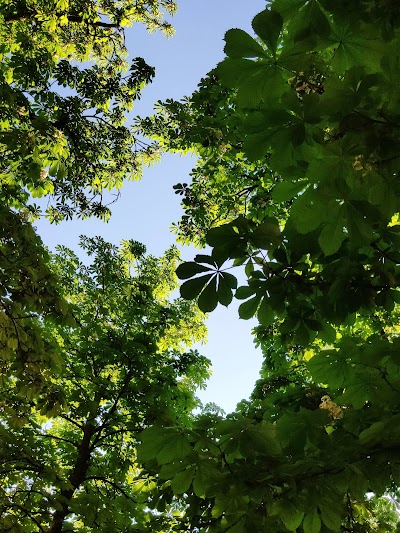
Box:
281;505;304;531
319;505;341;532
217;276;233;307
238;295;261;319
222;271;238;290
171;466;196;495
252;9;283;55
272;181;307;202
303;510;321;533
235;286;257;300
180;274;213;300
198;276;219;313
251;220;281;248
257;297;275;326
224;28;267;59
176;262;212;280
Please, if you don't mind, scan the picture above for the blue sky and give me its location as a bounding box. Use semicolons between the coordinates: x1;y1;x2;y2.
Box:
36;0;267;413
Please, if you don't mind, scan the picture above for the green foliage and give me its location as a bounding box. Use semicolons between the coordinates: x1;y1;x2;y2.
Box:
0;237;210;531
0;206;67;393
136;0;400;530
0;0;175;221
4;0;400;531
0;0;176;403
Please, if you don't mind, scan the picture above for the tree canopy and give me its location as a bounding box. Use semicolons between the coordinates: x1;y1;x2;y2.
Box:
0;0;174;395
137;0;400;530
2;0;400;531
1;236;209;531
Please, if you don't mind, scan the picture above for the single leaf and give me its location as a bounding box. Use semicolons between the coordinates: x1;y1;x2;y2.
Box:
273;0;307;20
236;64;286;107
180;274;213;300
272;181;307;202
217;276;233;307
358;421;385;445
319;322;337;344
238;295;260;319
138;426;170;462
251;220;281;248
257;297;275;326
224;28;267;59
318;218;346;256
235;286;257;300
281;504;304;531
171;466;196;495
194;254;216;265
198;276;218;313
289;190;328;234
293;0;331;42
193;459;219;498
319;504;342;532
216;57;262;87
227;518;247;533
252;9;283;55
303;510;321;533
222;272;238;290
176;262;212;280
206;224;239;247
156;434;192;464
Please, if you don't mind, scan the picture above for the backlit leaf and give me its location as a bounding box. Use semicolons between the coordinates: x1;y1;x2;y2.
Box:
198;276;219;312
224;29;267;59
176;262;212;279
252;9;283;55
238;295;260;319
180;274;213;300
303;510;321;533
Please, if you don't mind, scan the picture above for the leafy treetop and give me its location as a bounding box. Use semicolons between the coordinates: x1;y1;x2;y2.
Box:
0;0;175;397
0;236;209;532
137;0;400;531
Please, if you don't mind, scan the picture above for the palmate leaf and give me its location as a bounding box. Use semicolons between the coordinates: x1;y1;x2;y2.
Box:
252;9;283;56
224;29;267;59
177;250;238;311
307;348;350;388
329;25;384;73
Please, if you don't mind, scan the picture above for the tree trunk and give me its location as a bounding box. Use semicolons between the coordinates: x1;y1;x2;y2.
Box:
48;424;95;533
